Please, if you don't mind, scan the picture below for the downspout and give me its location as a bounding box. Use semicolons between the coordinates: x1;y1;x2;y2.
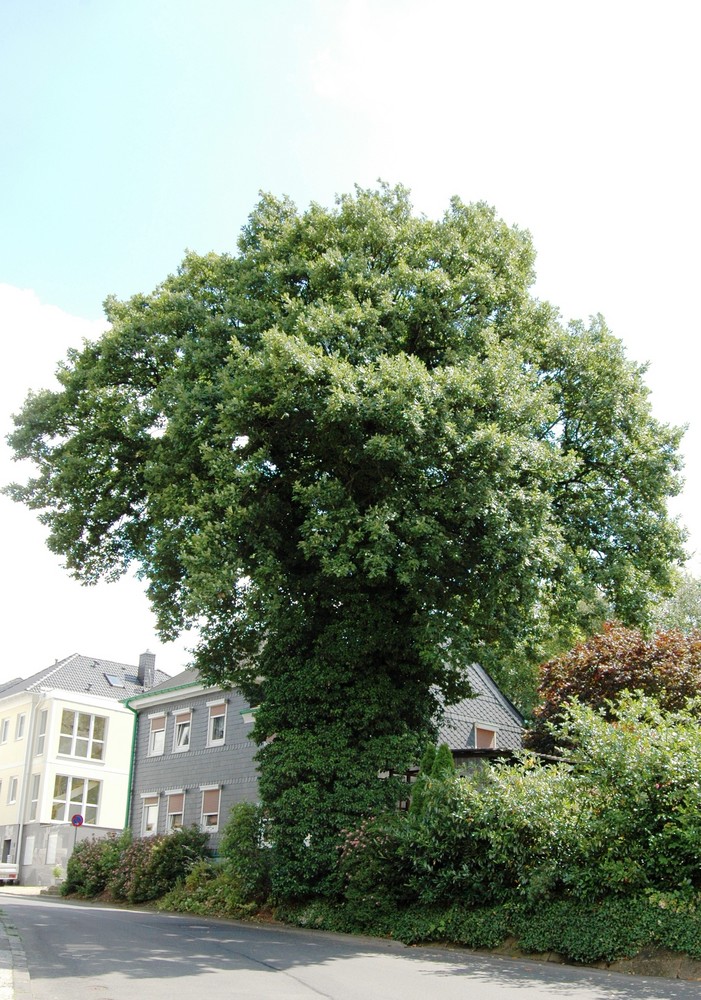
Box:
15;692;40;878
123;697;139;831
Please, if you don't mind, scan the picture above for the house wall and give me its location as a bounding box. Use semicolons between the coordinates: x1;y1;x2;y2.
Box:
0;689;136;884
130;687;259;851
17;822;119;887
0;694;34;837
37;690;135;830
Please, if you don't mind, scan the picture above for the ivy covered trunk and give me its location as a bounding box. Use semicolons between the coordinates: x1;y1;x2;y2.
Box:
254;598;436;898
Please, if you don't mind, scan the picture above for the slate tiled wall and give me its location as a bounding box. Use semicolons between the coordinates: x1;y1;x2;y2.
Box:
130;688;259;850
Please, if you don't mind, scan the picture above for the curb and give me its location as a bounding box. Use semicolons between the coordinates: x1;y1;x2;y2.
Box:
0;910;32;1000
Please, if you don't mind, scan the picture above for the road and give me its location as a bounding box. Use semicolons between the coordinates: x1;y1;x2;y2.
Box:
0;892;698;1000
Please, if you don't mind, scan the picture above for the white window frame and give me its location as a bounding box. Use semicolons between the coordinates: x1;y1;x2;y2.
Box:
58;710;107;761
15;714;26;740
141;794;159;836
206;701;227;747
7;777;18;804
200;785;221;832
171;711;192;753
29;773;40;821
51;775;101;825
0;719;9;744
148;714;166;756
35;709;48;756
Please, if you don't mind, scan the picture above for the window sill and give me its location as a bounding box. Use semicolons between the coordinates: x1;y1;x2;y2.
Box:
56;754;106;765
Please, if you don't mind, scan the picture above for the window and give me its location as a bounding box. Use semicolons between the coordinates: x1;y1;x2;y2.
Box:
172;711;191;753
104;673;125;688
475;725;496;749
29;774;40;821
207;702;226;747
200;787;221;832
35;709;48;755
51;775;101;824
58;710;106;760
166;792;184;831
7;777;18;804
142;795;159;836
0;719;9;744
148;715;166;756
15;714;25;740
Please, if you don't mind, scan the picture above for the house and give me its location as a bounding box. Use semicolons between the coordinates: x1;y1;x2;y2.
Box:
0;651;169;885
438;661;524;767
126;670;259;849
127;661;523;848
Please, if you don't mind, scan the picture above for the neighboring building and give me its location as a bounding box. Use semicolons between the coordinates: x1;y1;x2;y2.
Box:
127;670;259;851
0;651;168;885
127;661;524;848
438;661;525;766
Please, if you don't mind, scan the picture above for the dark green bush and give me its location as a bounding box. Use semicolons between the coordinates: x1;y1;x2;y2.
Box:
62;831;130;898
108;827;210;903
158;859;258;919
218;802;271;902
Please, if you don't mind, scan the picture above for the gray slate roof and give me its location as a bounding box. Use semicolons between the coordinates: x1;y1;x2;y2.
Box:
0;653;170;701
438;662;525;751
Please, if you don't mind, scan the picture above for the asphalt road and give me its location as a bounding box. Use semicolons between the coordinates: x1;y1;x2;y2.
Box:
0;892;698;1000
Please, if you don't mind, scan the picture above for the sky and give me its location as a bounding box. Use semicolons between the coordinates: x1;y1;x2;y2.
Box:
1;0;699;684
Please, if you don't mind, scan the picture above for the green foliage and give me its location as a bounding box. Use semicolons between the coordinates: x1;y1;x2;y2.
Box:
336;814;411;928
408;743;437;816
512;895;701;964
6;184;686;898
431;742;455;778
62;831;130;898
651;570;701;632
218;802;271;902
108;827;210;904
527;622;701;752
158;859;258;919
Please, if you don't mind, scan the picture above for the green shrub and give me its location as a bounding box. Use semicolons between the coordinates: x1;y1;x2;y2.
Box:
392;902;511;948
108;827;210;904
218;803;271;902
62;831;130;898
159;859;258;919
337;814;412;929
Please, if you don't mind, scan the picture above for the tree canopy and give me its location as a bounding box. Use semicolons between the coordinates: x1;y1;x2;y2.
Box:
651;570;701;632
5;184;686;896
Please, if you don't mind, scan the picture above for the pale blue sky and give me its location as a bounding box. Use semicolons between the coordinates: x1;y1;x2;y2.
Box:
1;0;699;679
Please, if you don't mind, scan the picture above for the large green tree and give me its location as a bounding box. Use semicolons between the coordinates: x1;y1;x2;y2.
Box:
6;185;685;897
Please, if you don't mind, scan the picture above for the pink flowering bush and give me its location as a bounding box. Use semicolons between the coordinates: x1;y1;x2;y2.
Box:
62;831;130;897
107;827;210;904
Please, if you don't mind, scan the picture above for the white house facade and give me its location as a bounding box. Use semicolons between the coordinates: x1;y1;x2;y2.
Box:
0;651;168;885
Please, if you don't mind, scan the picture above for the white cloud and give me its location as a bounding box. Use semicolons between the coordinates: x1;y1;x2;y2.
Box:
0;287;192;684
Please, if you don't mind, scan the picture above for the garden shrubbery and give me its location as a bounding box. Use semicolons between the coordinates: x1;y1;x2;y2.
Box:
63;830;130;898
282;695;701;963
64;804;272;918
62;826;210;904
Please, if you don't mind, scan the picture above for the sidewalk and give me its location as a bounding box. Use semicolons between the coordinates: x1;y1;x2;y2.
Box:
0;887;44;1000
